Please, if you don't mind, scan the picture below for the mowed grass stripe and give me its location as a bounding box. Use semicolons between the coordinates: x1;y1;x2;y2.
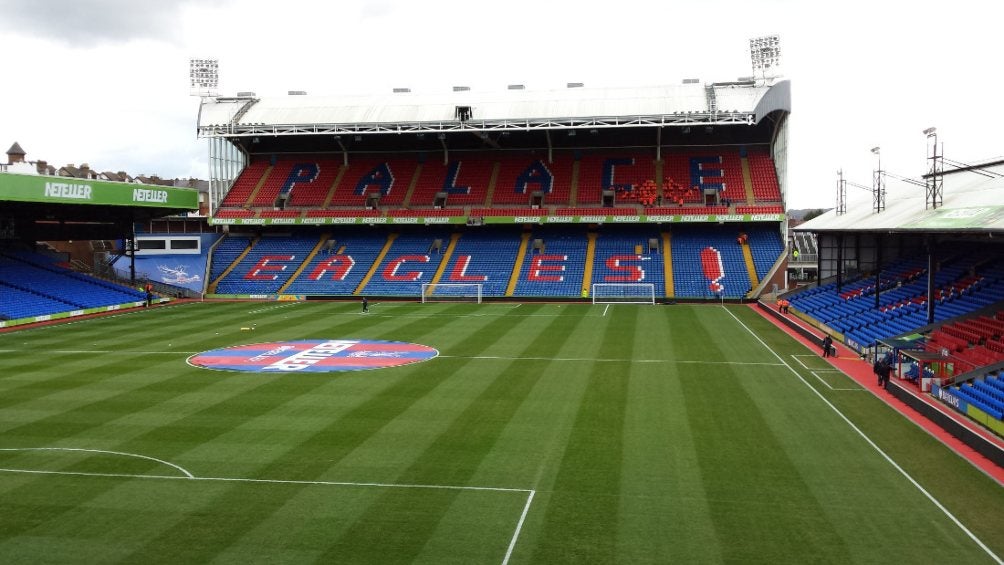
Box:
1;302;1001;563
677;309;851;563
0;302;411;552
612;306;722;563
319;307;588;563
115;304;533;563
528;305;638;564
724;306;1004;563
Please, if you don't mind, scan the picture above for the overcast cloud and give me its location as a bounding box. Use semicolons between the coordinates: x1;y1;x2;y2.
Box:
0;0;210;46
0;0;1001;209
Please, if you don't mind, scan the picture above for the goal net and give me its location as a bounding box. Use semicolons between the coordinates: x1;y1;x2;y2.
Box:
421;283;483;303
591;283;656;305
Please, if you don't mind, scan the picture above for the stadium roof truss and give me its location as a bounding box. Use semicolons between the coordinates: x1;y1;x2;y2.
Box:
198;111;757;138
196;81;789;139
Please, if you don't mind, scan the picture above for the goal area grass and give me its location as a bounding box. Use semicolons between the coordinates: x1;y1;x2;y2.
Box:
0;301;1001;564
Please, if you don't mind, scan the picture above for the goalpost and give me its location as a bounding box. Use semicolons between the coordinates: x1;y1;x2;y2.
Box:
421;283;483;303
591;283;656;305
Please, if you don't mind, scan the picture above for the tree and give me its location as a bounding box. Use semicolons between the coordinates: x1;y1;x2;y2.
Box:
802;208;827;221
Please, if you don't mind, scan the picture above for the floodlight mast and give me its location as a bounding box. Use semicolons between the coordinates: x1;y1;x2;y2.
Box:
836;169;847;215
924;127;943;209
189;58;219;98
871;147;885;213
749;35;781;82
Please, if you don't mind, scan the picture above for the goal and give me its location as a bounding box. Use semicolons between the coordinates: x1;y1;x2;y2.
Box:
421;283;483;303
591;283;656;305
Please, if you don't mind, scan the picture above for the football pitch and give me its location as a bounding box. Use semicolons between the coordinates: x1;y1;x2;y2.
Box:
0;301;1001;564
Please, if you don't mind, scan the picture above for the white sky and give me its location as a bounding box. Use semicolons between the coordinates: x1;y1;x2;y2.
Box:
1;0;1001;209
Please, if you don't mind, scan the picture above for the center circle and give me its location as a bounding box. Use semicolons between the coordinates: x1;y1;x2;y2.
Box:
187;339;439;373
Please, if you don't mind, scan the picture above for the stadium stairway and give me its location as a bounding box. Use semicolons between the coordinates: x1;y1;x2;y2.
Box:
245;165;274;207
276;234;331;294
354;233;398;295
428;233;462;285
662;231;674;298
739;155;756;205
568;159;581;207
582;232;598;297
512;227;588;297
321;165;347;208
208;235;257;293
399;162;423;208
359;231;452;296
741;238;760;290
505;231;532;297
215;236;318;295
284;233;388;295
590;227;665;297
432;229;523;297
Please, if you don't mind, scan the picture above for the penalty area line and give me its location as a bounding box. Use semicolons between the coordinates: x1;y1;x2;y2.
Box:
502;490;535;565
0;465;536;565
0;465;531;494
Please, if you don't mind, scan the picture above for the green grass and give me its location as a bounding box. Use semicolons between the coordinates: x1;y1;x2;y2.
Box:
0;301;1001;564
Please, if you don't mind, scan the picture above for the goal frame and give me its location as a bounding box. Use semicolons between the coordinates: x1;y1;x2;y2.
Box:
421;283;483;303
591;283;656;305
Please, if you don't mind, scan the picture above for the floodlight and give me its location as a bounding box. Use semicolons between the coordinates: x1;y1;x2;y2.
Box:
189;57;219;97
923;127;937;136
749;35;781;72
871;147;880;154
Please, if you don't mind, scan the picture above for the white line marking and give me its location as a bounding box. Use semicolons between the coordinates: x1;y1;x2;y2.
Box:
809;371;865;392
0;464;529;493
723;306;1002;565
437;354;784;366
501;490;535;565
0;301;199;334
602;304;610;317
0;350;198;355
791;355;861;391
247;303;299;314
0;447;194;478
0;465;534;564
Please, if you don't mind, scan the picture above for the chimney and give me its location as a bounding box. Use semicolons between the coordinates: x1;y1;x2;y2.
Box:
80;163;91;178
36;160;47;175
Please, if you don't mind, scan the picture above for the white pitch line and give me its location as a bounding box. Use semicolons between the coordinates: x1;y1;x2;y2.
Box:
808;371;864;392
247;303;299;314
791;355;863;391
501;490;535;565
437;354;784;366
602;304;610;317
723;306;1002;565
0;447;194;478
0;464;534;564
0;350;198;355
0;465;530;494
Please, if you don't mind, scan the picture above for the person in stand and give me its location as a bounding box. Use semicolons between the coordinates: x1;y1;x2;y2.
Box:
822;335;833;358
361;296;369;313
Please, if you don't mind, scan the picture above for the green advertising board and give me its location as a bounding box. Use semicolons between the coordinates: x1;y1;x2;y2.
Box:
208;213;786;226
0;172;199;210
